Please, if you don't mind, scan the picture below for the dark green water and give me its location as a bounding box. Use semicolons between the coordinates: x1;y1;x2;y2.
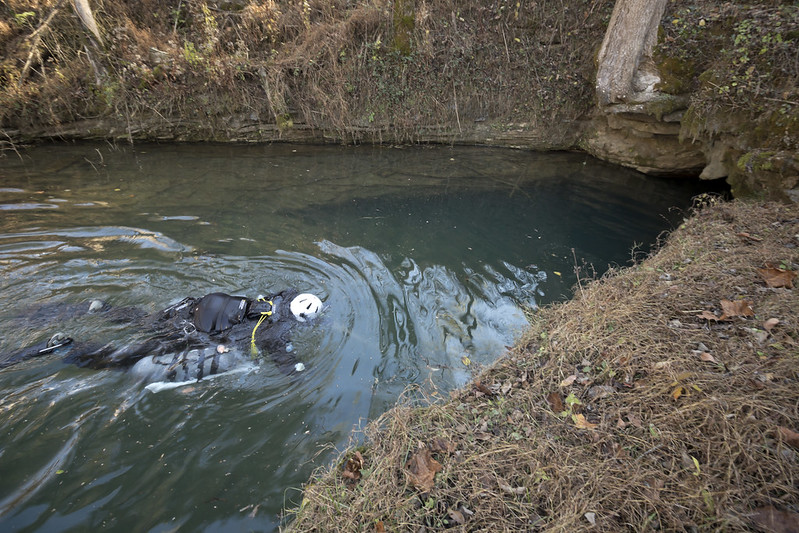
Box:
0;143;722;532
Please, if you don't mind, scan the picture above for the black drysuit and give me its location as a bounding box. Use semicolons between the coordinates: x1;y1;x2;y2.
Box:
0;290;306;381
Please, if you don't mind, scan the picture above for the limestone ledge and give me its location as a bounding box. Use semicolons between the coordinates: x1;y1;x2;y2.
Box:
581;89;798;202
3;115;585;150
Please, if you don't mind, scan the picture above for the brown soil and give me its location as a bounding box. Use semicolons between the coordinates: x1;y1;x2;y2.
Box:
288;198;799;532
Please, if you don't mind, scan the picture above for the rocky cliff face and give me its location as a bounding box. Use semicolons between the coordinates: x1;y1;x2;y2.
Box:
582;0;798;203
583;72;798;202
583;92;705;177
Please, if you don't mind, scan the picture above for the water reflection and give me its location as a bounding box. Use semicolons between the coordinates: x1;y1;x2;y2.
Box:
0;143;723;531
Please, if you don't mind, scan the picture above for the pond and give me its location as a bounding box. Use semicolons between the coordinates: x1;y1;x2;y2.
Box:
0;143;722;532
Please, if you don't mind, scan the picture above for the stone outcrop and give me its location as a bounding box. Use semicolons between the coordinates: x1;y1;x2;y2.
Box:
583;0;798;200
583;60;705;177
583;97;705;177
583;87;798;200
584;45;797;202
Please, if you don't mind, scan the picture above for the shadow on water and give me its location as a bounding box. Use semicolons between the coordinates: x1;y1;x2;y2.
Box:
0;143;726;531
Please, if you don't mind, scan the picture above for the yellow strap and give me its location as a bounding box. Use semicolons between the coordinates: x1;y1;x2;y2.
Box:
250;300;273;357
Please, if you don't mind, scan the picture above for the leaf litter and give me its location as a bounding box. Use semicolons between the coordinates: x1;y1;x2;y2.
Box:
289;200;799;532
758;264;798;289
405;446;442;494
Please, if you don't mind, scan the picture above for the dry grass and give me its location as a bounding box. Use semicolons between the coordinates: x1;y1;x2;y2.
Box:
287;199;799;532
1;1;795;161
0;0;611;142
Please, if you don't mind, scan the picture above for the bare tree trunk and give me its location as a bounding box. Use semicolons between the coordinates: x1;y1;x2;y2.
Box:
595;0;667;106
72;0;103;44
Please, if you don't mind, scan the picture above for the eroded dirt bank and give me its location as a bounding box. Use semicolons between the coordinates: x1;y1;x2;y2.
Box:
1;1;797;198
288;199;799;532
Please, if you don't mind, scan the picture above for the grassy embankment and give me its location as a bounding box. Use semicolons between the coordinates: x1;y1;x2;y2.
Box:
0;1;796;164
0;0;609;144
288;199;799;531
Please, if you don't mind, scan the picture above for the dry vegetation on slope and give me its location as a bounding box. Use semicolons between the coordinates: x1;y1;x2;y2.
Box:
289;199;799;532
0;1;795;164
0;0;611;143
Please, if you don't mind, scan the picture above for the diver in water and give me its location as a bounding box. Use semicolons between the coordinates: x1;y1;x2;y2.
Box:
0;290;324;382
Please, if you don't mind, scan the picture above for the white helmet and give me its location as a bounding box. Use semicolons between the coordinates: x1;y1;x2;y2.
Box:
290;293;323;322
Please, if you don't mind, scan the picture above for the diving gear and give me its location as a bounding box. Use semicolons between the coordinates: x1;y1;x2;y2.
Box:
38;332;73;354
290;293;323;322
192;293;248;333
3;289;312;377
246;297;274;319
249;296;274;356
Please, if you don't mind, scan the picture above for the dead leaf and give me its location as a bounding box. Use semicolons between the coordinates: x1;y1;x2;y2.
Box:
474;431;492;441
750;505;799;533
546;391;565;413
374;521;386;533
696;310;722;321
777;426;799;449
758;265;797;289
342;451;364;483
671;386;685;400
764;318;780;332
572;413;598;430
498;480;526;495
720;299;755;320
429;437;456;454
560;374;577;387
473;380;495;397
699;352;717;363
406;447;442;493
447;508;465;525
737;231;763;242
500;380;512;395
